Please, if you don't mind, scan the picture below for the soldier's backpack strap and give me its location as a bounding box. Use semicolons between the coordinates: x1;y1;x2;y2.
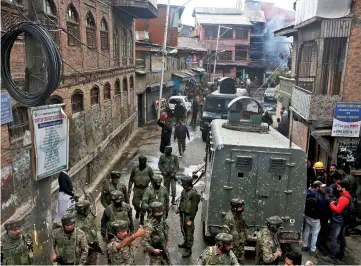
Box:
205;246;215;265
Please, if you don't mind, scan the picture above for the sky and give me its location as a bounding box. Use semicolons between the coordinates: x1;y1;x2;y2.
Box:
157;0;294;26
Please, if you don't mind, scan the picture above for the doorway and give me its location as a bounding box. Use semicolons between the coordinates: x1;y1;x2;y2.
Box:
137;94;144;126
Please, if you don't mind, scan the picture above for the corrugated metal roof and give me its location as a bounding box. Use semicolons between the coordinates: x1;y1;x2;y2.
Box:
195;13;252;26
177;37;207;51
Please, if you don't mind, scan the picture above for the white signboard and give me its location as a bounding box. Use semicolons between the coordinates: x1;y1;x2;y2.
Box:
332;102;361;138
31;104;69;180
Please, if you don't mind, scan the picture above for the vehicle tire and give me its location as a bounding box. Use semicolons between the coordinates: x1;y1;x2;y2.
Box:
264;97;267;102
202;131;208;142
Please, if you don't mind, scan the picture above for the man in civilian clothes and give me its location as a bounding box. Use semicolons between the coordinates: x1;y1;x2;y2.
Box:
174;119;190;156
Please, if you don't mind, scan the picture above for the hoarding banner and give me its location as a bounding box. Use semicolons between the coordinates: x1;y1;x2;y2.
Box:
332;102;361;137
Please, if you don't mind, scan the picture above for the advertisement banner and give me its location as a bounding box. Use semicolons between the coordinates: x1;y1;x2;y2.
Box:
31;104;69;180
332;102;361;137
1;93;13;125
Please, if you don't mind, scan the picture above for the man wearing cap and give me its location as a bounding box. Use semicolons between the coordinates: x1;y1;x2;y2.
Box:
1;220;33;265
223;199;248;264
196;233;239;265
128;155;154;225
101;171;129;208
52;214;88;265
255;216;283;265
302;181;323;256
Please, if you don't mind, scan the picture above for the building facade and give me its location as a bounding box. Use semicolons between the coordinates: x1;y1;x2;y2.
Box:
1;0;157;224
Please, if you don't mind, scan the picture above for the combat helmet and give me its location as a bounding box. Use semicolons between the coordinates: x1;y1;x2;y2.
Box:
230;198;245;209
111;190;124;201
152;175;163;185
4;220;23;231
111;220;129;234
110;171;121;179
181;175;193;188
61;213;75;226
75;200;91;215
150;201;164;214
215;233;233;246
266;216;283;226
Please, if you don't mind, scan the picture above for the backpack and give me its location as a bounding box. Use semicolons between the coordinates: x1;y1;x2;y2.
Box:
340;195;355;225
304;192;321;219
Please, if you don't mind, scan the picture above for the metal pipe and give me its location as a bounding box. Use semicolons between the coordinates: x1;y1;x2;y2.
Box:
212;25;221;83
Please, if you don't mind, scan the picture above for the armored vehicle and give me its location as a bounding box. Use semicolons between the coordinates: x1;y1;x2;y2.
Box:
201;97;307;249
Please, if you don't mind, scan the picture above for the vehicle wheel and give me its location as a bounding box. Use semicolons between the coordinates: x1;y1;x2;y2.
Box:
202;131;208;142
264;97;267;102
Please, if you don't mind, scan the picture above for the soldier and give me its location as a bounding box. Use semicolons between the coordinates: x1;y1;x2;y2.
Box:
177;175;201;258
158;146;179;205
101;190;134;242
107;220;146;265
101;171;129;208
75;200;101;265
223;199;248;264
142;175;170;219
196;233;239;265
1;220;33;265
52;214;88;265
142;202;171;265
255;216;283;265
128;155;154;225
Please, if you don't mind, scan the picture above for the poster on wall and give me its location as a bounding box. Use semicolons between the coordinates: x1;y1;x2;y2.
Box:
336;138;361;169
332;102;361;137
1;93;13;125
31;104;69;181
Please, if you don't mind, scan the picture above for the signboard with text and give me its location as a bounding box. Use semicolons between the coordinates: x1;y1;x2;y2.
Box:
1;93;13;125
332;102;361;137
31;105;69;180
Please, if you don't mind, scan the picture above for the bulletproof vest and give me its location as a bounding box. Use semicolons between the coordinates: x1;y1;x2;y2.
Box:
255;228;280;265
224;212;247;244
107;238;135;265
133;166;151;188
148;219;168;249
107;203;130;233
205;246;233;265
75;214;98;244
53;229;82;264
148;186;168;206
1;234;31;265
161;155;177;172
102;182;117;205
179;189;199;213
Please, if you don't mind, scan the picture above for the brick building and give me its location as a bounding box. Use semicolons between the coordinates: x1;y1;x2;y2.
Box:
275;0;361;173
0;0;157;224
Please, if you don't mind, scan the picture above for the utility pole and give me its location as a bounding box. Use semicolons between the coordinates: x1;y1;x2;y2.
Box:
23;0;53;264
157;0;171;121
212;25;221;83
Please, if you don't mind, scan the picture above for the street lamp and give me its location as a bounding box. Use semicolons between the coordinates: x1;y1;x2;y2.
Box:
212;26;232;83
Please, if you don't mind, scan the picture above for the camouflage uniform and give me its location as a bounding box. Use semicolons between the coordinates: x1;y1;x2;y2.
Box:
101;202;134;237
53;227;88;265
107;237;135;265
196;245;239;265
223;211;247;264
1;220;33;265
255;228;281;265
101;172;129;208
158;147;179;199
142;184;170;217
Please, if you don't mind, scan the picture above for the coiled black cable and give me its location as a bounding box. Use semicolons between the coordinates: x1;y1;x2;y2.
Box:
1;22;61;106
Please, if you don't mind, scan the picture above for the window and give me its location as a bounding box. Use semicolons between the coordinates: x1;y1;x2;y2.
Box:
66;4;79;46
113;28;119;65
44;0;56;16
115;79;121;95
235;45;248;60
72;90;84;114
129;76;134;89
49;96;63;104
204;27;217;39
123;77;128;92
43;0;58;42
8;107;29;142
128;32;133;64
86;12;96;48
100;18;109;51
104;83;111;100
90;86;100;105
218;51;232;61
235;28;248;39
220;28;233;39
121;28;127;65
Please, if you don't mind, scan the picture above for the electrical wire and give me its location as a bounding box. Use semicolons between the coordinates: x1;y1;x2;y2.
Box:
1;22;62;106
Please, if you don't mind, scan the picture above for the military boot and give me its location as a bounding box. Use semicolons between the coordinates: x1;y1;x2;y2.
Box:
182;248;192;258
171;196;176;205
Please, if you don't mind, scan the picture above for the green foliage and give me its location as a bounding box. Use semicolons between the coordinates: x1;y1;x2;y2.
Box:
269;69;291;87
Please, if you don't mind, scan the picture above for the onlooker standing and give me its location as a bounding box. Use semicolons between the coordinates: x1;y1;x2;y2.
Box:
157;113;173;154
317;184;334;248
328;164;342;186
284;251;302;266
314;161;329;186
174;101;186;122
343;165;356;197
322;180;352;263
174;119;190;156
191;96;199;124
302;181;323;256
262;111;273;126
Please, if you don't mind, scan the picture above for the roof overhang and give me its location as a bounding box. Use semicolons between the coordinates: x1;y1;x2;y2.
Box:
274;25;297;37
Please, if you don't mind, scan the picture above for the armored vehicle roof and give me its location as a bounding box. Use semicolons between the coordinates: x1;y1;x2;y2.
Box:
212;119;302;150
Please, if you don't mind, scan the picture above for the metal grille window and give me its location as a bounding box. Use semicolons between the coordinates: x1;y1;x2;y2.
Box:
44;0;56;16
113;29;119;65
86;12;96;49
115;79;121;96
128;32;134;64
235;46;248;60
297;41;317;92
121;28;127;65
236;156;252;170
66;4;79;46
218;51;232;61
220;28;233;39
123;78;128;92
129;76;134;89
104;83;111;100
100;18;109;51
72;90;84;114
91;86;100;105
8;107;29;142
204;27;218;39
269;158;286;172
235;28;248;39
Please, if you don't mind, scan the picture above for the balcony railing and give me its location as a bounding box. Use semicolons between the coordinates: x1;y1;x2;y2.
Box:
291;85;342;121
277;76;295;101
111;0;157;19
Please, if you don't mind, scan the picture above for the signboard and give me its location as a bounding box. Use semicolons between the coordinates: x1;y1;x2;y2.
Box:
186;55;192;65
332;102;361;137
1;93;13;125
31;104;69;180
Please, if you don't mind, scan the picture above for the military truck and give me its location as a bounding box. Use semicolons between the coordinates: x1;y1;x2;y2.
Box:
200;77;247;141
201;96;307;250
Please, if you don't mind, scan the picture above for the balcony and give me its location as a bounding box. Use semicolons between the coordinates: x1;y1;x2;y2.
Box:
291;85;342;121
111;0;157;19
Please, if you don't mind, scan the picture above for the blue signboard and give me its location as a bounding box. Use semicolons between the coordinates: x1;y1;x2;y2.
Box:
186;55;192;64
332;102;361;137
1;93;13;125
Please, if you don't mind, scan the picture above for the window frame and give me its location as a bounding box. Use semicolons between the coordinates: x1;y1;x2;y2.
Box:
85;11;96;49
72;90;84;114
90;86;100;106
8;106;29;142
115;79;121;96
104;83;111;100
66;4;80;47
100;17;109;51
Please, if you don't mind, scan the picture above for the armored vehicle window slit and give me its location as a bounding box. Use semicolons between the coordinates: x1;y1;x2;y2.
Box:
269;158;287;172
236;156;252;170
